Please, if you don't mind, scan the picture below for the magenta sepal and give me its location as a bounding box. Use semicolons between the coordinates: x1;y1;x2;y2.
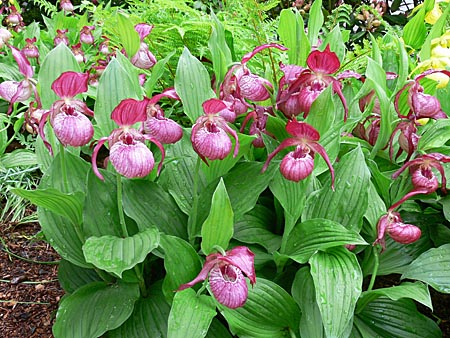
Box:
51;71;89;99
111;98;150;126
10;46;34;78
306;45;340;75
134;23;154;41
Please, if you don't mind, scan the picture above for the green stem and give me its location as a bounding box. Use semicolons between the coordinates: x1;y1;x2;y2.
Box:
188;157;202;244
59;143;69;193
367;245;380;291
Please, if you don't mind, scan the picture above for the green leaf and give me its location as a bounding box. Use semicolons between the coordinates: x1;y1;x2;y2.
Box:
284;218;367;262
308;0;323;48
168;289;216;338
12;188;83;225
356;282;432;313
291;267;325;338
402;7;427;49
277;9;310;65
201;178;234;254
418;119;450;151
174;47;216;124
109;281;171;338
83;228;160;278
52;281;140;338
220;278;300;338
58;259;102;294
305;85;335;137
0;149;37;168
145;51;174;95
38;43;81;109
302;146;371;231
159;234;202;302
94;58;139;136
117;12;140;58
419;1;450;60
401;243;450;293
122;179;188;239
310;247;362;338
352;298;441;338
206;319;233;338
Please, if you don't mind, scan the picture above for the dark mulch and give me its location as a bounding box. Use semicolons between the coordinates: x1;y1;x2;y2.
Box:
0;221;64;338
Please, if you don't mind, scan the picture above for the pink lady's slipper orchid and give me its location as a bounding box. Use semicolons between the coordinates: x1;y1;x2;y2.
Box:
177;246;256;309
388;120;419;162
240;105;274;148
0;46;39;114
91;98;165;180
191;98;240;164
60;0;74;13
374;211;421;249
54;29;69;46
395;69;450;121
143;88;183;144
80;25;95;45
39;72;94;153
0;28;13;49
389;153;450;211
262;119;335;187
277;45;358;120
5;6;23;27
71;43;85;63
131;23;157;69
21;37;40;60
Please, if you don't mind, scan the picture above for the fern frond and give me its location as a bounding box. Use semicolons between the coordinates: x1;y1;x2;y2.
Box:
31;0;58;16
324;4;353;33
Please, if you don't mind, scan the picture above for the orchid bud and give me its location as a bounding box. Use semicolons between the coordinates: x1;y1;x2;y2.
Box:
109;137;155;178
51;106;94;147
408;87;447;119
80;26;95;45
6;6;22;26
280;145;315;182
71;43;85;63
238;74;272;101
99;37;110;55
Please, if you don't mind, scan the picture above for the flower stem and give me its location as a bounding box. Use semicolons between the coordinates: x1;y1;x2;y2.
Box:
59;143;69;193
367;245;381;291
188;157;201;244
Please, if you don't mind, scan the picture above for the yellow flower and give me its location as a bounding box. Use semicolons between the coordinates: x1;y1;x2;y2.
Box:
425;5;443;24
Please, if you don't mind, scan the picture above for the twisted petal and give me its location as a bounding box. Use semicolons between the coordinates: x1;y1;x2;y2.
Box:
177;253;220;291
241;43;287;64
10;45;34;78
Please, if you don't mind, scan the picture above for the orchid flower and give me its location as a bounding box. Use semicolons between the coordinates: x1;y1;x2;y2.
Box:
240;105;274;148
388;120;419;162
131;23;157;69
277;45;359;120
21;37;39;60
39;72;94;154
0;28;13;49
191;98;240;164
262;119;335;188
71;43;85;63
389;153;450;211
143;88;183;144
54;29;69;46
60;0;74;13
5;6;23;28
91;98;165;180
80;25;95;45
0;46;40;114
177;246;256;309
374;211;421;249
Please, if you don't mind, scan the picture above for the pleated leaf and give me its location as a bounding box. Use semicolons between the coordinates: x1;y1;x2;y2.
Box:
291;267;325;338
418;119;450;151
1;149;37;168
284;218;367;263
220;278;300;338
168;289;216;338
117;13;140;58
52;281;140;338
94;58;139;136
174;47;216;124
12;188;83;225
302;145;370;231
310;247;363;338
38;43;81;109
83;227;160;278
352;298;441;338
356;282;432;313
401;244;450;293
402;7;427;49
201;178;234;255
109;282;171;338
58;259;103;294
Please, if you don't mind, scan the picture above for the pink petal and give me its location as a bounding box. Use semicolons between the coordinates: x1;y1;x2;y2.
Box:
10;46;34;78
203;98;228;115
306;45;340;75
177;254;220;291
148;88;180;105
134;23;153;41
51;71;89;98
220;246;256;285
111;98;149;126
109;141;155;178
286;120;320;141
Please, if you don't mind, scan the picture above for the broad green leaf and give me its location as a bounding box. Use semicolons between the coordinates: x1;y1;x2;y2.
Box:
418;119;450;151
94;58;139;136
109;281;171;338
38;43;81;109
292;267;325;338
352;298;441;338
159;234;202;302
356;282;432;313
284;218;367;262
175;47;216;124
201;178;234;254
277;9;310;65
122;179;188;239
12;188;83;225
145;51;174;95
302;146;370;231
307;0;323;48
117;12;140;58
401;243;450;293
206;319;233;338
310;247;362;338
83;169;123;237
305;85;335;138
402;7;427;49
168;289;216;338
0;149;37;168
234;204;281;253
220;278;300;338
321;25;346;62
58;259;103;294
83;228;160;278
52;281;140;338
